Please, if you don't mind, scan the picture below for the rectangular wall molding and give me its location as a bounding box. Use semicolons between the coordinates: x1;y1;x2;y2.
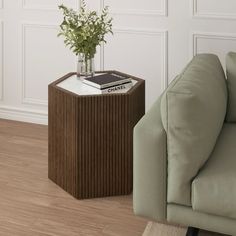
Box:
192;0;236;19
106;28;168;92
22;23;58;106
191;32;236;57
22;0;80;11
101;0;168;16
0;0;3;9
22;22;77;107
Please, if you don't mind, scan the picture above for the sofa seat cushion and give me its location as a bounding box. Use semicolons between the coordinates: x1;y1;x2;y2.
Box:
192;124;236;219
161;54;227;206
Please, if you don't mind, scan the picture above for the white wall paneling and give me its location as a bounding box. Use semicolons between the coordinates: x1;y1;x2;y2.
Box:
191;32;236;67
22;23;75;106
102;0;167;16
192;0;236;19
22;0;79;10
0;21;3;101
104;28;168;109
2;0;236;124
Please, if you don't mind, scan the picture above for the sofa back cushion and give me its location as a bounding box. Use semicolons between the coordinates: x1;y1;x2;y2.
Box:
161;54;227;206
226;52;236;122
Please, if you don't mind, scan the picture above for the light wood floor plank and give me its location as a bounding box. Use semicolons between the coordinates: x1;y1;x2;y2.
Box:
0;119;147;235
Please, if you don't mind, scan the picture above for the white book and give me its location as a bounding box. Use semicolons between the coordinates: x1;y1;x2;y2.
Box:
57;75;138;96
99;82;133;94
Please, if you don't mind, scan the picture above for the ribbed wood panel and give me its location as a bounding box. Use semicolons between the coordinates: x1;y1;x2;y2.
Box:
48;84;78;197
48;72;145;199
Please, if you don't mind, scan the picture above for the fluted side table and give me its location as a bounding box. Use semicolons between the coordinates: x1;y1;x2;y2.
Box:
48;71;145;199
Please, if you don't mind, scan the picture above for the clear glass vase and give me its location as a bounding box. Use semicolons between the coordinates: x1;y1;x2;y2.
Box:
77;54;95;78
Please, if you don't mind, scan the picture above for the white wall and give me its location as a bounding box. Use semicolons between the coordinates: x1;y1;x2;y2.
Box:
0;0;236;124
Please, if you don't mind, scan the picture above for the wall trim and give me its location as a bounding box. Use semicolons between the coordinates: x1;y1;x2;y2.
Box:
22;23;59;107
101;0;168;17
191;31;236;57
0;0;3;9
22;0;80;11
0;21;4;101
0;105;48;125
99;43;105;71
192;0;236;20
99;0;105;71
105;28;168;91
22;0;168;15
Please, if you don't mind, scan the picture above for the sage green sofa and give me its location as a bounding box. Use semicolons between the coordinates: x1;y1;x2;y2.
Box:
133;53;236;235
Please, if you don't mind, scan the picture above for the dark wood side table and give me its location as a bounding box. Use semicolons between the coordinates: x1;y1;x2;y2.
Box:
48;71;145;199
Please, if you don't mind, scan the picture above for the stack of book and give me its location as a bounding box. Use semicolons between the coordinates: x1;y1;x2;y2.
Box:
82;72;133;94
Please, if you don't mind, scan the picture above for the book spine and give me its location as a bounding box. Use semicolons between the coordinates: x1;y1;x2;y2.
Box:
100;78;131;89
101;82;132;94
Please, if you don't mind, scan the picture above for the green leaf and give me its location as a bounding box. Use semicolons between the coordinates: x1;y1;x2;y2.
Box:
57;2;113;56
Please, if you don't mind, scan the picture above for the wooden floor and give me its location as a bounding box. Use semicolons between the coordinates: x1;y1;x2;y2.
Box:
0;119;147;236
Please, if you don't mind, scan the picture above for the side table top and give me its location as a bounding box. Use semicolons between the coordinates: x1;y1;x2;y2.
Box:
56;73;138;96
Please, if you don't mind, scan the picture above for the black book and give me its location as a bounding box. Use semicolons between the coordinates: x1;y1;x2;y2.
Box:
83;73;131;89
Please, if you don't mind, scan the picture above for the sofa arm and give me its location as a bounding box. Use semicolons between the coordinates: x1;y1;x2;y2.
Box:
133;96;167;221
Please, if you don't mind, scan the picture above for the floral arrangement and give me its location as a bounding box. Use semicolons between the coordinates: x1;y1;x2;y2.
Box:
58;0;113;61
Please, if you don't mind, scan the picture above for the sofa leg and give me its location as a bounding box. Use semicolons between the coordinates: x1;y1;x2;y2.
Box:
186;227;199;236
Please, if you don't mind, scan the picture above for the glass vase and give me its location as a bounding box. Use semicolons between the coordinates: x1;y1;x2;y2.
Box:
77;54;95;78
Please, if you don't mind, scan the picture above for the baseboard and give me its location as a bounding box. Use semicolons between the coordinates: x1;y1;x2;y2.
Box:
0;106;48;125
